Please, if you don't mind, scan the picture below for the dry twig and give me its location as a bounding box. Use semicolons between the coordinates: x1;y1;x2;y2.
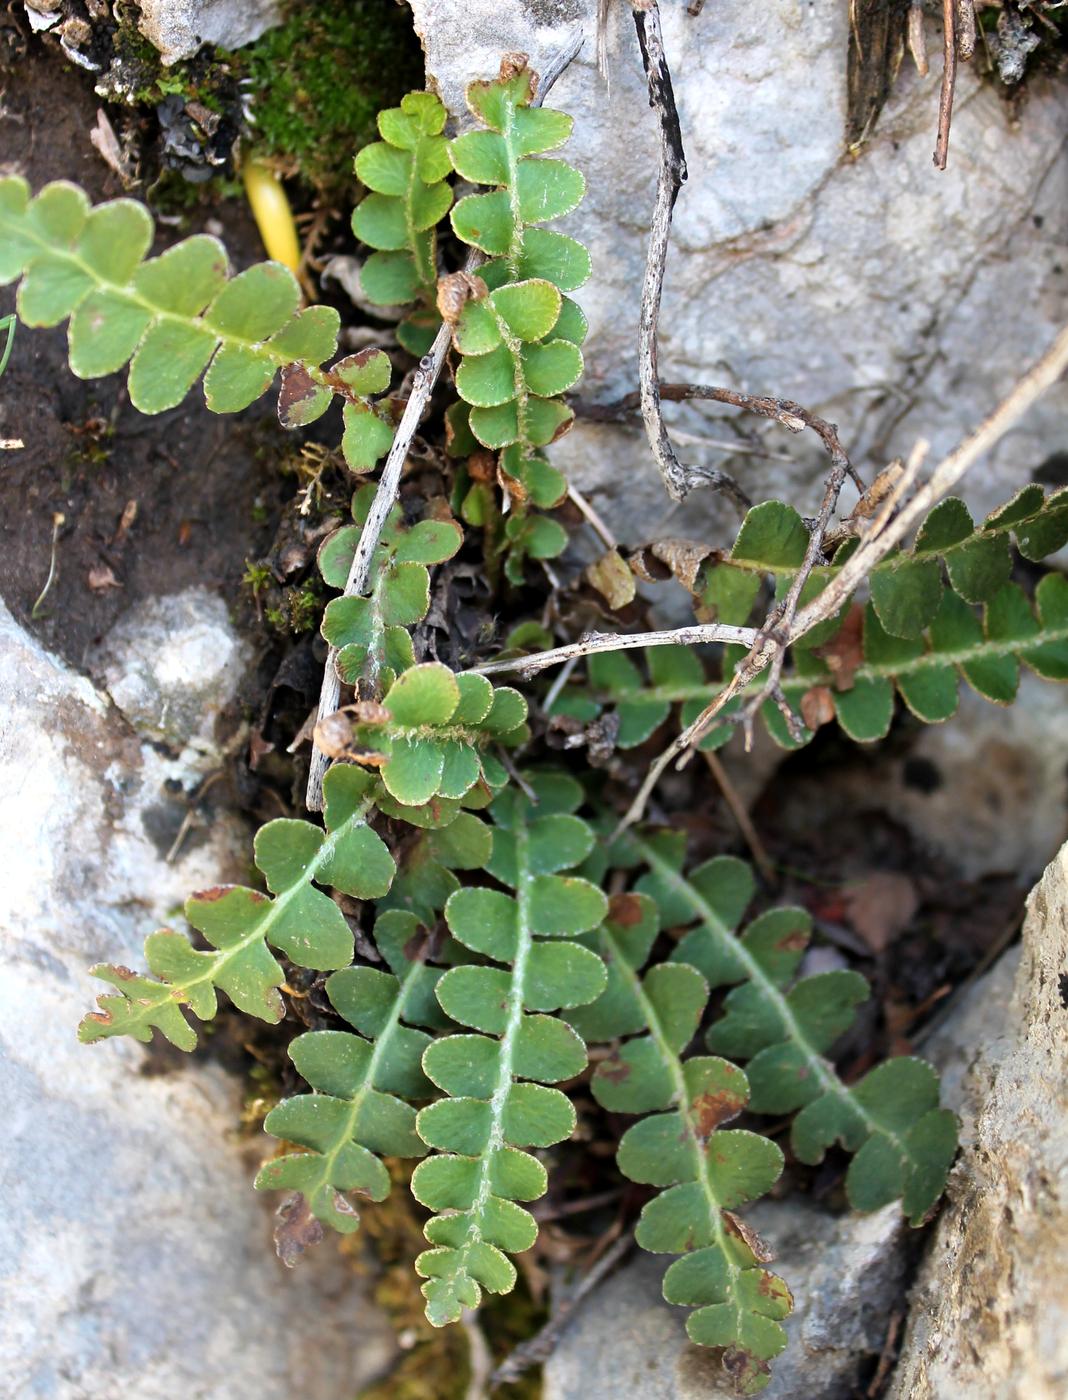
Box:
471;620;759;680
934;0;957;169
617;320;1068;832
305;30;585;810
578;381;864;491
490;1230;635;1385
629;0;749;513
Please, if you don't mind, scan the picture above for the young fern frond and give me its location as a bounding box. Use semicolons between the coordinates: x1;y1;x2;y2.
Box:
78;767;395;1050
353;91;453;355
319;483;464;691
0;177;393;470
255;911;449;1238
570;892;792;1395
410;775;609;1325
317;659;529;808
441;57;591;583
625;837;958;1225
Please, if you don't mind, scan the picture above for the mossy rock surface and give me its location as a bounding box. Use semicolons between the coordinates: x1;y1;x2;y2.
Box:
243;2;425;190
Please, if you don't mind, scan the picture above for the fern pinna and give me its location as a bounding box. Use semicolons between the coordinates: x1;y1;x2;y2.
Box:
0;52;1006;1398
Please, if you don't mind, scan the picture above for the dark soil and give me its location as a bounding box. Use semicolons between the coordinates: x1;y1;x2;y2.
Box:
0;28;284;672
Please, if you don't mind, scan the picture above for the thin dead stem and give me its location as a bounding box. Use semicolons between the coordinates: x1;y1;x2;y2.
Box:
630;0;749;513
934;0;957;169
471;620;759;680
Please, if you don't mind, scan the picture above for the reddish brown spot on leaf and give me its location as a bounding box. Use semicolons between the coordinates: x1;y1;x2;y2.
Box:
192;885;269;905
691;1087;746;1137
722;1346;769;1387
608;892;644;927
598;1054;631;1085
776;928;809;953
800;684;835;731
813;603;865;691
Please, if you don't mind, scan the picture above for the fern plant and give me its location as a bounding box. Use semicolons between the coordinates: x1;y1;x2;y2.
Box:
6;54;1063;1398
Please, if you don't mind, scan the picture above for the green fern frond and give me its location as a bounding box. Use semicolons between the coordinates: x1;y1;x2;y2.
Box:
442;56;590;582
255;911;448;1237
702;489;1068;636
410;774;608;1325
571;893;792;1395
560;574;1068;754
625;836;958;1226
319;484;464;692
0;177;393;470
79;767;395;1050
353;90;453;355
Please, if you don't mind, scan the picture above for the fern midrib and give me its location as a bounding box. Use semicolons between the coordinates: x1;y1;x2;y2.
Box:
503;95;524;283
112;794;380;1028
445;823;533;1289
603;616;1068;709
636;840;881;1145
405;144;435;289
490;300;531;455
302;972;415;1199
601;925;748;1334
2;211;331;385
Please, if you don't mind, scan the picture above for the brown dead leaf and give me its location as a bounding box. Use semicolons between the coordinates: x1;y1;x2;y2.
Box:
629;538;714;593
112;499;137;546
800;685;836;731
248;730;275;771
586;548;636;609
842;871;920;954
813;604;865;691
467;449;496;483
853;460;904;520
347;700;391;726
313;711;354;759
87;564;122;592
89;108;136;187
436;270;488;325
274;1192;329;1267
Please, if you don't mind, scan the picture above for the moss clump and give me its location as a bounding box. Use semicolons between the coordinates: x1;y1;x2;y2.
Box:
243;3;424;191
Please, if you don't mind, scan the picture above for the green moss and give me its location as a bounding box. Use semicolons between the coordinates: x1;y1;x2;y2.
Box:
242;2;424;190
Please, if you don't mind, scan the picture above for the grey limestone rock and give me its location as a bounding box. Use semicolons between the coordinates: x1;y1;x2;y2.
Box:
0;599;397;1398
